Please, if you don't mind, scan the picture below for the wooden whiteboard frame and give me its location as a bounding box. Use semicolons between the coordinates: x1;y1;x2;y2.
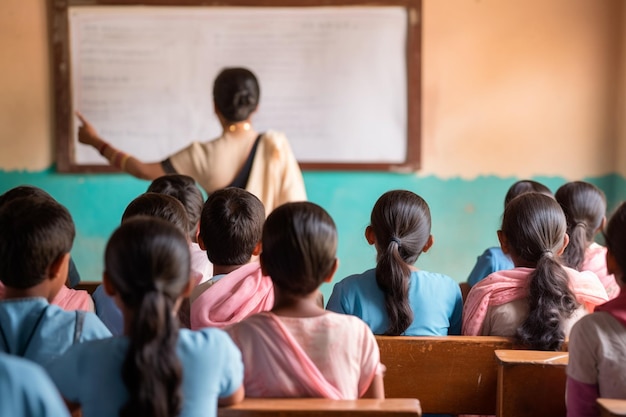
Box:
49;0;421;172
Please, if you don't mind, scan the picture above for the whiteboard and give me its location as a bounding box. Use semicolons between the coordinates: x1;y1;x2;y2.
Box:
55;4;419;171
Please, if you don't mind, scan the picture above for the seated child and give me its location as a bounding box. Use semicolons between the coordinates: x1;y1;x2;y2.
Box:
566;201;626;417
227;202;385;399
0;196;110;367
556;180;620;299
0;185;90;310
93;192;191;334
466;180;553;287
147;174;213;284
327;189;462;336
463;193;608;350
0;352;70;417
190;187;273;330
49;217;244;417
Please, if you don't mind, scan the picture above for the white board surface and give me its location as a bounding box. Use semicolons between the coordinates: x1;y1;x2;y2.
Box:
69;6;408;165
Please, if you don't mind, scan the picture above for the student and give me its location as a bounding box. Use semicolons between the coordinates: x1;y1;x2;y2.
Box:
0;185;89;310
76;67;307;215
327;190;462;336
556;180;620;299
0;352;70;417
49;217;244;417
147;174;213;284
227;202;384;399
566;201;626;417
190;187;273;330
93;192;191;334
0;196;111;367
463;193;608;350
466;180;553;287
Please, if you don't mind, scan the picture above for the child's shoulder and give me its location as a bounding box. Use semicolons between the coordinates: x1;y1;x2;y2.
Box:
178;327;237;352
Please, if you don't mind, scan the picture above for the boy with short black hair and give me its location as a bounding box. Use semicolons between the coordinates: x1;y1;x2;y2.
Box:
0;196;110;367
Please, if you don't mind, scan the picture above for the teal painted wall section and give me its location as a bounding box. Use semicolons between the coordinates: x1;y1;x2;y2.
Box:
1;169;625;302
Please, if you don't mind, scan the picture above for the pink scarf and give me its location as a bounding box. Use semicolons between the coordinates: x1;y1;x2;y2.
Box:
190;262;274;329
229;312;345;399
583;244;620;299
595;287;626;327
463;267;609;335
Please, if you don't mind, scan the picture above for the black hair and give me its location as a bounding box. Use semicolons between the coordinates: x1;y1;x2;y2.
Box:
555;181;606;270
502;193;579;351
603;202;626;284
213;67;260;122
0;185;53;207
105;217;190;417
0;196;75;288
199;187;265;266
370;190;431;335
504;180;552;208
261;202;337;296
122;193;189;236
147;175;204;242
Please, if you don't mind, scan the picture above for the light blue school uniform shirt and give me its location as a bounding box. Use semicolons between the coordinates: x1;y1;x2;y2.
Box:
0;298;111;367
92;284;124;335
49;327;243;417
466;247;514;287
326;269;463;336
0;352;70;417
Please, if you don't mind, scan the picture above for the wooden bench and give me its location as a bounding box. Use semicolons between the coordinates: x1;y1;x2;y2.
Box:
598;398;626;417
218;398;421;417
377;335;514;415
495;349;568;417
74;281;100;295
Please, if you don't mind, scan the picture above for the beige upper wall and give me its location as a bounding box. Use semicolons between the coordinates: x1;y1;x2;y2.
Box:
0;0;624;177
617;2;626;177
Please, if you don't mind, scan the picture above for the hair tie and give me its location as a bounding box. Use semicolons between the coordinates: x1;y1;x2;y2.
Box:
575;222;586;228
390;237;401;246
542;250;554;258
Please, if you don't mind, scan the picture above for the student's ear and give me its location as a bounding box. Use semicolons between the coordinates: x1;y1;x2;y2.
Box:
252;241;262;257
597;216;607;234
497;230;510;254
365;226;376;245
323;258;339;283
102;272;117;297
421;235;434;253
198;234;206;251
557;233;570;256
48;253;70;282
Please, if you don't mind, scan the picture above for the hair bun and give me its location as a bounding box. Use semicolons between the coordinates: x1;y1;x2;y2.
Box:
233;91;252;107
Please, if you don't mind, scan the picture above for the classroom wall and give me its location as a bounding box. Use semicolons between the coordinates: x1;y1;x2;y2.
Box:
1;0;626;302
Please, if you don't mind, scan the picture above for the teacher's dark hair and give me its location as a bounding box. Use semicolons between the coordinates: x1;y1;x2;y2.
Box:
370;190;431;336
502;193;578;351
105;217;190;417
603;202;626;284
213;67;260;122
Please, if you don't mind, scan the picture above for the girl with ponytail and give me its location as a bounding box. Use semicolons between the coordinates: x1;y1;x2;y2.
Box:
49;217;243;417
463;192;608;350
327;190;463;336
556;181;620;299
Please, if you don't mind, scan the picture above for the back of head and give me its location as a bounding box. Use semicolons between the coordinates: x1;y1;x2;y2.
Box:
213;67;260;122
122;192;189;237
504;180;552;208
199;187;265;266
502;192;578;350
370;190;431;335
604;202;626;283
0;185;53;208
555;181;606;270
261;202;337;296
147;175;204;241
105;217;189;417
0;196;75;289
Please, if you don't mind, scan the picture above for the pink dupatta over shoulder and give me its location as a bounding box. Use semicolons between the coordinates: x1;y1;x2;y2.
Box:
463;267;609;336
190;262;274;330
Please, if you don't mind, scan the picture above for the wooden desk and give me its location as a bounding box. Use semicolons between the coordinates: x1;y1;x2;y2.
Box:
377;335;514;415
495;350;568;417
218;398;422;417
598;398;626;417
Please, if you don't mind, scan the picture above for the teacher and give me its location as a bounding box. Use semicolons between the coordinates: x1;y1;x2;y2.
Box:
76;67;307;215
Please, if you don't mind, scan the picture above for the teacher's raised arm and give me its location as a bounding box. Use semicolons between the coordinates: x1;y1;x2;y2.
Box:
76;67;306;215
